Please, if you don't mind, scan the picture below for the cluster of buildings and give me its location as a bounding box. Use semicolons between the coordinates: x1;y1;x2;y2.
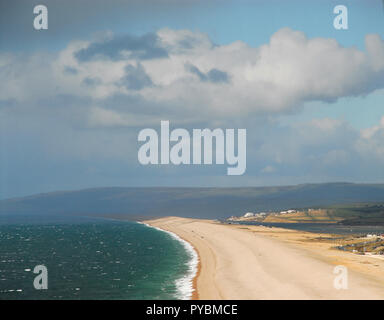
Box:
243;209;298;217
227;209;300;221
278;210;297;215
227;212;266;221
243;212;267;218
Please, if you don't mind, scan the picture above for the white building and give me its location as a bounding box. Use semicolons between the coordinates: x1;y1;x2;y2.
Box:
244;212;255;218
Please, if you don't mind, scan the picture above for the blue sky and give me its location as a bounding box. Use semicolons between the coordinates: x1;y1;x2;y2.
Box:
1;0;384;198
2;0;383;51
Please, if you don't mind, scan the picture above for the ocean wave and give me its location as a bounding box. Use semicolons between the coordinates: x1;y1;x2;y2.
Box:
138;222;199;300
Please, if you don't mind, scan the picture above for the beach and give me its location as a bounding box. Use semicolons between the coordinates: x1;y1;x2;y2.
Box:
144;217;384;300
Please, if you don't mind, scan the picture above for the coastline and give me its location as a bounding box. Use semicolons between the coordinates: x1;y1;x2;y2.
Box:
191;259;200;300
144;216;384;300
139;221;199;300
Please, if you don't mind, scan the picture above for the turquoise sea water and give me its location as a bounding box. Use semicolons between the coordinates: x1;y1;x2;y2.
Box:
0;215;196;300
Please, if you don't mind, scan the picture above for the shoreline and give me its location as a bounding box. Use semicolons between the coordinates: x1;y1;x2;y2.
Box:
176;232;200;300
139;221;199;300
145;216;384;300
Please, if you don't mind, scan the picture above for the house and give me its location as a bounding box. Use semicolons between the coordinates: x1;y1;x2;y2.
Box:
244;212;255;218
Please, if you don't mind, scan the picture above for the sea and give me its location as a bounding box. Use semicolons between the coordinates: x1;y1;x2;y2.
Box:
0;215;198;300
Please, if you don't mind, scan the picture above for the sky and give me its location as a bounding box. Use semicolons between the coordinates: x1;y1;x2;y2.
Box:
1;0;384;198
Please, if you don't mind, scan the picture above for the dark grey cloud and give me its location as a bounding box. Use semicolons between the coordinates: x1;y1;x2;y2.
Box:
185;63;229;83
207;68;230;83
74;33;168;62
82;77;102;87
119;64;153;90
63;66;78;75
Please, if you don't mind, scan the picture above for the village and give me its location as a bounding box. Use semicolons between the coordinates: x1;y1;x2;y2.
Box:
226;208;337;223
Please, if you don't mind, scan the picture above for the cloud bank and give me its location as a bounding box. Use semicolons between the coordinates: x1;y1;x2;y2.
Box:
1;27;384;196
1;27;384;125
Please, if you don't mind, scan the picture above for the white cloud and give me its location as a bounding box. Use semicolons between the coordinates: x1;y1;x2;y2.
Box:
309;118;343;132
142;28;384;117
357;116;384;161
2;28;384;126
365;34;384;72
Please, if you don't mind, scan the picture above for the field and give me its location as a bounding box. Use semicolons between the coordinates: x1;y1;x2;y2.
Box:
230;203;384;225
263;209;343;223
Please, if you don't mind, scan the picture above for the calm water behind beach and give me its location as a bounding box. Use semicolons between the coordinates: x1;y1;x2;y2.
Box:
233;221;384;235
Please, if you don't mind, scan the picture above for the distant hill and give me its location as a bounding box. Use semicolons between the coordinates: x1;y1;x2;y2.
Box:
1;183;384;220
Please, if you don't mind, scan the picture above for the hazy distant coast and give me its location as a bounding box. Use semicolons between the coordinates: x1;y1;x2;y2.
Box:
2;183;384;221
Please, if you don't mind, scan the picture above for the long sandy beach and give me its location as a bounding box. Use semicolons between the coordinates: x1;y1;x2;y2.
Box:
145;217;384;300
